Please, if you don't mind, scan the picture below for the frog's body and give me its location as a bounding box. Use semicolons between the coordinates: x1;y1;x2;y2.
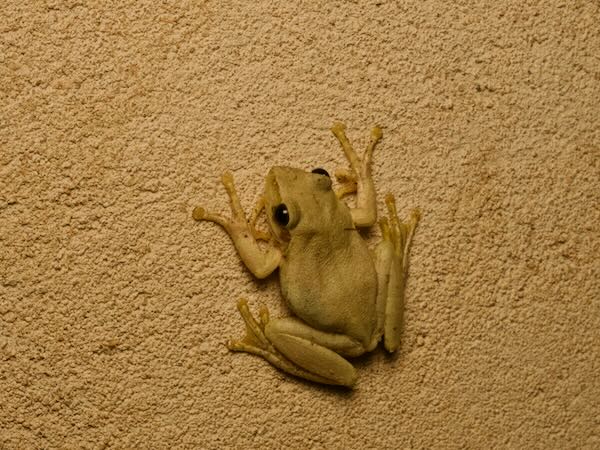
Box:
193;124;419;387
281;214;377;347
276;175;377;347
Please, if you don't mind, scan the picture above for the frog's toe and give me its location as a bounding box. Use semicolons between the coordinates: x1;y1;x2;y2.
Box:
258;305;270;327
227;339;242;351
379;216;391;241
228;331;268;354
221;171;234;186
227;338;256;352
192;206;206;221
192;206;231;228
410;208;422;224
331;122;347;134
371;126;383;140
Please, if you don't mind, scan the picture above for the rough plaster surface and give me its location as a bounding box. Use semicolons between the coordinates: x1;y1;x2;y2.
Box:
1;1;599;448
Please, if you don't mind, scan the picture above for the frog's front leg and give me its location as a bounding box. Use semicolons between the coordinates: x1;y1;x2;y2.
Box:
193;172;281;279
331;123;382;227
229;299;360;387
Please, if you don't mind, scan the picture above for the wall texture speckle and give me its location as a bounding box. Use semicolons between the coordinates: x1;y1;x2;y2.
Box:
1;1;599;448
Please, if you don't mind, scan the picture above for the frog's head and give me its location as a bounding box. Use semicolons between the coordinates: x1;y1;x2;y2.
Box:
264;166;341;242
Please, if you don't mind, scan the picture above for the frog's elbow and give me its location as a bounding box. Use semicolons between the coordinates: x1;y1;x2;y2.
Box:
249;251;281;279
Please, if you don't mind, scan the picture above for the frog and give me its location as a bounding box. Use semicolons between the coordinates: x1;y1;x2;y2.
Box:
192;123;419;387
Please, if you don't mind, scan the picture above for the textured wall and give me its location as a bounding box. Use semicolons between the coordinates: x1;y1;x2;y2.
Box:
1;1;599;448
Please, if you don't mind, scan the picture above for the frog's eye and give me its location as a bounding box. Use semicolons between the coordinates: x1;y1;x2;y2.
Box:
274;204;290;226
311;168;330;177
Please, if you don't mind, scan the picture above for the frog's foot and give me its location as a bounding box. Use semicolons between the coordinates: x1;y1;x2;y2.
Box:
227;298;277;355
193;172;271;241
381;194;420;269
228;299;355;387
192;172;247;232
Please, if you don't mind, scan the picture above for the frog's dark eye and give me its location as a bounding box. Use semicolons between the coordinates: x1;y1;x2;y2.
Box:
274;204;290;226
311;168;329;177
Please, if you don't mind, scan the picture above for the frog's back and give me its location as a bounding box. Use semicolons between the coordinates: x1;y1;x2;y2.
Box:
279;229;377;345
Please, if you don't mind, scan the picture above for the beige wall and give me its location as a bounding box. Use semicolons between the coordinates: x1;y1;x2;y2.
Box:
1;1;598;448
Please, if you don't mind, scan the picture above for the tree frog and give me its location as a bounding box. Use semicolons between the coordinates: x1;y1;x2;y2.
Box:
192;123;419;387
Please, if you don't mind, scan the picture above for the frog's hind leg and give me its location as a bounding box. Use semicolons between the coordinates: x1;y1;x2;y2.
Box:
373;195;420;352
228;299;357;387
263;317;363;387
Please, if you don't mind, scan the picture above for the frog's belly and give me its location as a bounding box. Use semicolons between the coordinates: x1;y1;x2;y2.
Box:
279;251;377;344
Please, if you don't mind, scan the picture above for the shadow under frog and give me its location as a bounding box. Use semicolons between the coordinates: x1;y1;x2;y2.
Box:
193;123;419;388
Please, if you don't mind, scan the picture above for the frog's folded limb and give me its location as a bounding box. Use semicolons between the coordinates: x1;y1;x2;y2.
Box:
331;123;381;227
376;195;420;352
192;172;281;279
228;299;358;387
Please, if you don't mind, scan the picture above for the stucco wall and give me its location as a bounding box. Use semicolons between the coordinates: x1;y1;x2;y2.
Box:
1;1;598;448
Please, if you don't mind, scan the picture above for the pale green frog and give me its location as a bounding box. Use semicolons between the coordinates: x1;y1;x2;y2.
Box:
193;123;419;387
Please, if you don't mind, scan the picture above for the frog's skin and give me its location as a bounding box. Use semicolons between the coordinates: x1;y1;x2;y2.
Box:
193;123;419;387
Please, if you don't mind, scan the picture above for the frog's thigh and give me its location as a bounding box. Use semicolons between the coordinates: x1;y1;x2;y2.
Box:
265;318;363;387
